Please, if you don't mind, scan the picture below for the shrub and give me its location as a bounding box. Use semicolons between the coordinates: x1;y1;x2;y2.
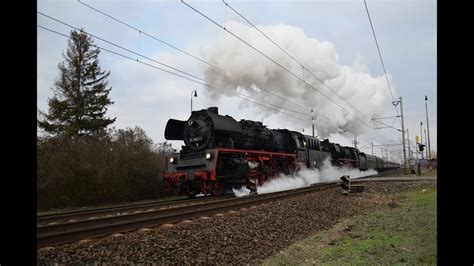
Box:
37;127;175;210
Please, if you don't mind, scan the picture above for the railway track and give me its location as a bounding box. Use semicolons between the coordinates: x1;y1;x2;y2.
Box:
36;169;404;226
37;195;232;226
37;182;339;248
37;174;436;248
354;176;436;182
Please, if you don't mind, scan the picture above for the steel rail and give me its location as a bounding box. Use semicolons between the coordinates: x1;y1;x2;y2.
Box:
37;182;338;247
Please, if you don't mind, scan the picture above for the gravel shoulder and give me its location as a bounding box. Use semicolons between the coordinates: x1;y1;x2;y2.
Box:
37;181;436;264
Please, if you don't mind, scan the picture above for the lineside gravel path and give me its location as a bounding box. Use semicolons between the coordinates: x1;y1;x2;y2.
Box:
38;180;436;264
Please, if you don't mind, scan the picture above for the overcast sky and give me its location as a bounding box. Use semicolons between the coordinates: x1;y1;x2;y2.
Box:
37;0;436;163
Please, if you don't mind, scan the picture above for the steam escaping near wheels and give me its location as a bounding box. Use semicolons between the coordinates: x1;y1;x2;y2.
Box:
232;157;377;197
232;186;251;197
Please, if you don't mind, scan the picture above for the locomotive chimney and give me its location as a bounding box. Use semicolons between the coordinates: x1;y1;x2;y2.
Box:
207;107;219;114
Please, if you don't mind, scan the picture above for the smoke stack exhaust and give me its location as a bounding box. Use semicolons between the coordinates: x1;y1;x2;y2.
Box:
207;107;219;114
201;21;395;137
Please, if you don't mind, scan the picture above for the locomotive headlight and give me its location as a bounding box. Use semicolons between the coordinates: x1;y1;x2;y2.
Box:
169;157;176;164
205;152;212;160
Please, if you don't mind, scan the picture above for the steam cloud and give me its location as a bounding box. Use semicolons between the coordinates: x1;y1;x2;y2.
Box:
201;21;395;137
232;157;377;197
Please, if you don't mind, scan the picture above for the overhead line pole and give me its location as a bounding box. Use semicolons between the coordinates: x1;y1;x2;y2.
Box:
407;128;411;163
425;95;432;159
420;122;424;160
378;97;407;174
399;97;407;174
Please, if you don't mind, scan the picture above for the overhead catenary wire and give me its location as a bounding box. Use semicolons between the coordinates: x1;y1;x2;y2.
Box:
37;21;312;120
224;1;399;148
363;0;400;118
222;0;373;121
38;11;204;84
180;0;390;140
77;0;395;146
39;5;396;146
76;0;313;115
37;24;315;125
221;1;398;147
363;0;394;101
183;0;397;147
77;0;226;73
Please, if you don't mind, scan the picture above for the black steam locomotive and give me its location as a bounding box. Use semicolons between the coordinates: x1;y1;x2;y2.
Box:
164;107;399;197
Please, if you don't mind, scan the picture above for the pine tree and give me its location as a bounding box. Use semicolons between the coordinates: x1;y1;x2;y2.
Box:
38;29;116;136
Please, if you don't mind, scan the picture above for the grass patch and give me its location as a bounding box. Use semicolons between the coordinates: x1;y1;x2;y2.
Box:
263;185;437;265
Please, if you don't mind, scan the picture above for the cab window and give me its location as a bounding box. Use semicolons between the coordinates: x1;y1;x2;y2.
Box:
298;137;306;148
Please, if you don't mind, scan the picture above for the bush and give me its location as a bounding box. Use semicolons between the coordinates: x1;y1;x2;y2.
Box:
37;127;175;210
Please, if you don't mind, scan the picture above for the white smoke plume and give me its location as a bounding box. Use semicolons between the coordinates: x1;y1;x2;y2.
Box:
201;21;395;137
232;157;377;197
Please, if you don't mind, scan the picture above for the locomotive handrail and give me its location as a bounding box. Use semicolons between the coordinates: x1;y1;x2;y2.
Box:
216;148;297;157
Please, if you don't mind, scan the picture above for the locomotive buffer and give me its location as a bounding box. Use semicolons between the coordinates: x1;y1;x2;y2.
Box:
340;175;364;195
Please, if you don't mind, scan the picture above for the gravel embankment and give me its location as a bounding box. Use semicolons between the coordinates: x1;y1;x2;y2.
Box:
37;181;436;264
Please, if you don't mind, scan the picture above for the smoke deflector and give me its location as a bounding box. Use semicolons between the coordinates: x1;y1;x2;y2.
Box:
164;119;185;140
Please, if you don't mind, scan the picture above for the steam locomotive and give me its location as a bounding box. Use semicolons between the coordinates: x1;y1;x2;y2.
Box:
164;107;400;197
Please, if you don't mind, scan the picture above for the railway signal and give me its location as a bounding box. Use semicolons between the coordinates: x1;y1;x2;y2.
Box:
419;144;425;152
340;175;351;195
340;175;364;195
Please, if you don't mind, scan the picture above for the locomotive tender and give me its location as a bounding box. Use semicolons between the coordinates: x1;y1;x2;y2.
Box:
164;107;399;197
